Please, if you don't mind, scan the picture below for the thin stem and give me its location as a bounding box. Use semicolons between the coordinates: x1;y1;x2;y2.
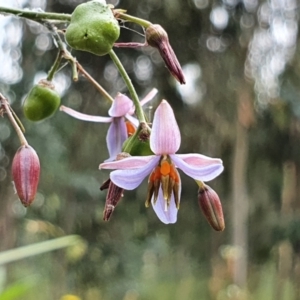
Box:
76;62;114;102
108;49;146;123
114;42;146;48
44;22;66;50
0;94;28;146
45;22;113;102
47;50;63;81
196;180;206;191
0;6;71;23
115;11;152;28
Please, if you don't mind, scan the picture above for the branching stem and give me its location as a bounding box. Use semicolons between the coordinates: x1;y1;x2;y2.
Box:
0;6;71;22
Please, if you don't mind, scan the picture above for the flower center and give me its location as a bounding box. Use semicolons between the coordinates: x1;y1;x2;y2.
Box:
146;155;180;211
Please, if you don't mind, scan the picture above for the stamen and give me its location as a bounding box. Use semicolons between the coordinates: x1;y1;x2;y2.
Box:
170;163;180;183
125;121;136;136
147;166;161;205
160;160;170;176
147;156;181;211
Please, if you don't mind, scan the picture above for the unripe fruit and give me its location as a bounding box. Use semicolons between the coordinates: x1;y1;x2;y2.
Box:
12;145;40;207
65;0;120;56
23;80;61;121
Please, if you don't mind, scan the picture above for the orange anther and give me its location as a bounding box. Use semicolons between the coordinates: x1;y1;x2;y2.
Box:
125;121;136;136
149;166;161;182
160;160;170;176
170;164;180;183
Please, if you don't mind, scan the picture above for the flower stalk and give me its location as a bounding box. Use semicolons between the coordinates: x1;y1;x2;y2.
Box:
0;94;28;146
108;49;147;124
114;10;152;28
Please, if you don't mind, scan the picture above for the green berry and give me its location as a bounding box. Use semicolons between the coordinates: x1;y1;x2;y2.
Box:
65;0;120;56
23;80;61;122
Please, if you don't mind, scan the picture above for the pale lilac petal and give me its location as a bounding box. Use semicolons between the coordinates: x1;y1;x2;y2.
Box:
100;155;156;170
170;154;224;182
109;156;160;190
125;114;139;128
140;88;158;106
175;153;224;167
60;106;112;123
151;188;181;224
109;93;134;117
150;100;181;155
127;88;158;116
106;118;127;161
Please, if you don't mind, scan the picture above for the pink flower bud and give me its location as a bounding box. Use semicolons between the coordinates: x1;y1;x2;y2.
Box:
12;145;40;207
198;184;225;231
145;24;186;84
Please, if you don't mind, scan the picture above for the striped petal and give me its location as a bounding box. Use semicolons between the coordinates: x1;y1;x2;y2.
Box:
60;106;112;123
100;155;156;169
170;154;224;182
140;88;158;106
109;93;134;117
151;188;181;224
108;156;160;190
125;113;139;128
106;118;127;161
150;100;181;155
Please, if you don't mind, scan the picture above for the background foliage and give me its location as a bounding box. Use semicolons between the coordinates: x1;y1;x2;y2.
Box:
0;0;300;299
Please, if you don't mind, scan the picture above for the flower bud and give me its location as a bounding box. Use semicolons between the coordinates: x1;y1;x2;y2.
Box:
145;24;185;84
100;178;124;221
198;184;225;231
12;145;40;207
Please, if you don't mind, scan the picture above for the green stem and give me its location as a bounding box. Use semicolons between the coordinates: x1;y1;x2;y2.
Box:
195;180;206;191
116;12;152;28
0;6;71;22
108;49;146;123
43;22;64;82
47;50;63;81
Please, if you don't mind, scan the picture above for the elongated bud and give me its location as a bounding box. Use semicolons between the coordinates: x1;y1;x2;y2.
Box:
100;153;128;221
145;24;186;84
100;178;124;221
198;184;225;231
12;145;40;207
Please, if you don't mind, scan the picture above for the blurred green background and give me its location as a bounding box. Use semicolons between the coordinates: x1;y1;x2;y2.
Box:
0;0;300;299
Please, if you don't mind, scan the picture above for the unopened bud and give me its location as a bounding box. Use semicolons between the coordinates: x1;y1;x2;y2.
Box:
198;184;225;231
101;179;124;221
146;24;186;84
12;145;40;207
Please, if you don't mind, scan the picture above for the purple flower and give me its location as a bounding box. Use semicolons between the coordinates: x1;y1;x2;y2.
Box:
100;100;224;224
60;89;157;161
